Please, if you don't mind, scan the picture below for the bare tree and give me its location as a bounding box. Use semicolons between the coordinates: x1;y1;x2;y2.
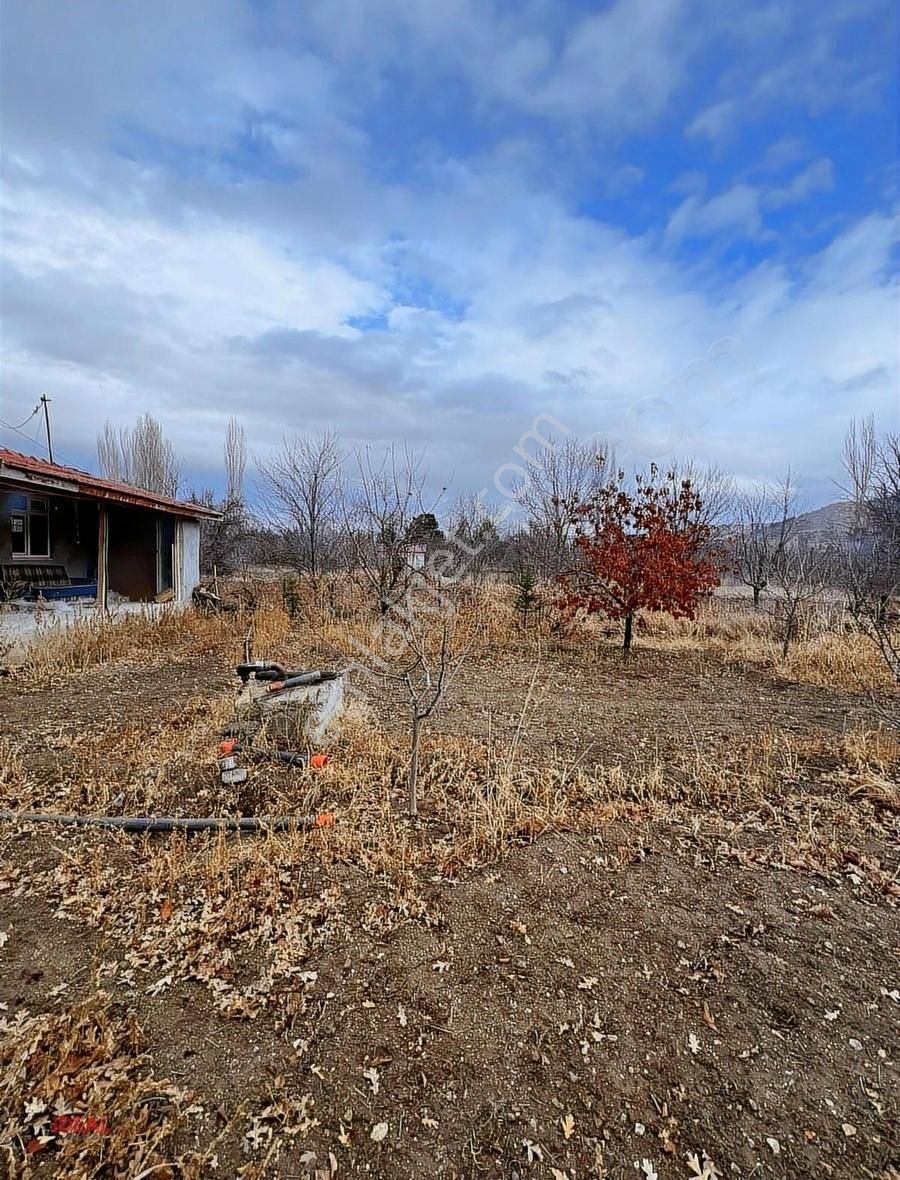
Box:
511;436;610;576
838;424;900;682
97;414;180;497
257;431;343;578
840;413;877;528
346;444;430;615
224;417;246;503
870;432;900;534
670;460;734;530
446;494;502;585
394;616;468;816
734;473;797;607
769;542;830;659
198;417;248;575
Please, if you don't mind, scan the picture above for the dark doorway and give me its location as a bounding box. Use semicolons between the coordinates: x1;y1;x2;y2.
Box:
107;504;158;601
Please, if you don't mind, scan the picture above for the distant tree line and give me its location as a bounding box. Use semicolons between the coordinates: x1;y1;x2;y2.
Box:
96;412;900;676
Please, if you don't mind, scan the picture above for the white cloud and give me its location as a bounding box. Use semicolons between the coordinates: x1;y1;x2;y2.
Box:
666;184;768;243
2;154;896;503
765;157;834;208
685;100;738;145
0;0;896;506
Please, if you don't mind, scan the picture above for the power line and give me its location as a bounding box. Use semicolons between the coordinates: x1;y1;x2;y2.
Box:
0;413;53;455
2;403;40;432
0;406;79;470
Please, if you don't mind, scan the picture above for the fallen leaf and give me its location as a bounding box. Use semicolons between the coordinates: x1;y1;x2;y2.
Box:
686;1151;721;1179
688;1032;701;1055
362;1067;380;1095
397;1005;407;1027
841;1123;857;1138
561;1113;575;1140
159;898;174;922
370;1122;388;1142
702;1001;718;1031
766;1137;780;1155
523;1139;543;1163
640;1159;658;1180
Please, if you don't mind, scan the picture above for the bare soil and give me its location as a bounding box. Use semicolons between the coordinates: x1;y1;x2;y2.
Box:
1;642;898;1179
372;643;890;766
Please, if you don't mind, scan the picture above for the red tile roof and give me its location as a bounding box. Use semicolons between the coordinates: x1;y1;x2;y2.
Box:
0;448;221;519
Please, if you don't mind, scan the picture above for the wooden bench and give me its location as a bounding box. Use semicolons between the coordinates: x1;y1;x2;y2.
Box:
1;563;71;599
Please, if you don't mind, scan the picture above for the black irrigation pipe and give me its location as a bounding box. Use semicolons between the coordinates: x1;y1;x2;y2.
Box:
0;811;323;833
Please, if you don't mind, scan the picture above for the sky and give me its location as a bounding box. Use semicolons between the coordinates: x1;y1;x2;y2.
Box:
0;0;897;510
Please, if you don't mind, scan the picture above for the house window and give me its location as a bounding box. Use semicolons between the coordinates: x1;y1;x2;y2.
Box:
10;495;50;559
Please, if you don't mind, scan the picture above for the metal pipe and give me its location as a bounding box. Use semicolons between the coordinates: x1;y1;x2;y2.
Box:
0;811;326;833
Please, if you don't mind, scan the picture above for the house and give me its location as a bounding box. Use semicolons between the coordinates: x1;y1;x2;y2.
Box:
0;448;220;608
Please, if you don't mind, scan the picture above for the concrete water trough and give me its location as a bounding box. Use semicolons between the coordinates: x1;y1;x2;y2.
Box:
233;662;345;744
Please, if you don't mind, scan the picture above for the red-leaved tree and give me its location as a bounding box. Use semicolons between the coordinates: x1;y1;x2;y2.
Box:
557;462;720;651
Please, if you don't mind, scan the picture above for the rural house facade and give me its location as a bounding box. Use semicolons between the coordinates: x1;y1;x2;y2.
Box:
0;448;219;608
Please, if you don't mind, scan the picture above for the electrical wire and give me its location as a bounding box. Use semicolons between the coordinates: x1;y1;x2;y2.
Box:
0;415;51;454
2;403;40;432
0;409;56;459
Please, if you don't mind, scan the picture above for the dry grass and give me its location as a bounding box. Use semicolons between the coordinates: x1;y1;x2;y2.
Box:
0;992;213;1179
2;574;897;1179
13;576;895;695
640;598;894;691
4;710;895;1103
15;603;292;687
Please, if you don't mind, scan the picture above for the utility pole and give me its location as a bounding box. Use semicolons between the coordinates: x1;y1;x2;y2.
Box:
40;395;53;462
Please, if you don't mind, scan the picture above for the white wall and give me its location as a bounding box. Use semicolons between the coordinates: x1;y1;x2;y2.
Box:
176;519;201;602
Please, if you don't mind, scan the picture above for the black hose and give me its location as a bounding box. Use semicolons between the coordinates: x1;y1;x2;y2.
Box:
223;742;312;767
0;811;324;833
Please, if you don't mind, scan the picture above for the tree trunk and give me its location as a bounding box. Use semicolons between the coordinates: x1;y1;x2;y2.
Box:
623;612;634;653
752;585;761;608
408;713;421;817
781;611;794;660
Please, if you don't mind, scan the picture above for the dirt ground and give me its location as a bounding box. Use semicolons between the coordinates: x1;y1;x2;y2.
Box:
1;637;898;1179
370;644;885;767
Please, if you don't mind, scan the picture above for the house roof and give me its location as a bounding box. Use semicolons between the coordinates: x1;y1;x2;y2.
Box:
0;448;221;519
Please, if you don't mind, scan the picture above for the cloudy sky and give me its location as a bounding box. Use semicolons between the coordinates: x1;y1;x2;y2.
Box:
0;0;896;507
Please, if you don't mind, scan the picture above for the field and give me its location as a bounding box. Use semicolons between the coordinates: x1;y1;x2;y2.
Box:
1;582;898;1180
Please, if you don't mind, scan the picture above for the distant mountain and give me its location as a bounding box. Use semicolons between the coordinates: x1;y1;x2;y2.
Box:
785;500;857;544
722;500;860;550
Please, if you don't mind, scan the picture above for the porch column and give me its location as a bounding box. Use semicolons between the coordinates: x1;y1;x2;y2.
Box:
97;504;109;613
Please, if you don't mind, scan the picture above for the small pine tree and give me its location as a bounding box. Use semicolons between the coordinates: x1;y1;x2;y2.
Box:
281;575;301;620
512;567;541;630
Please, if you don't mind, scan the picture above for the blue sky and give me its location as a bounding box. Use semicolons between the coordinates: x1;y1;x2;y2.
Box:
0;0;897;507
